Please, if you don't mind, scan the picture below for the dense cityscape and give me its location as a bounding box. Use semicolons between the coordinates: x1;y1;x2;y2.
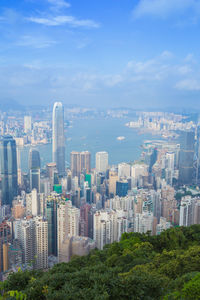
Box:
0;101;199;281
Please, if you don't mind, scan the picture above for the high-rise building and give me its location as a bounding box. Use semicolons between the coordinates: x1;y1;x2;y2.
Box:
35;216;48;270
118;163;131;179
14;219;35;265
134;212;155;235
95;152;108;173
94;210;128;250
0;135;18;206
46;194;58;256
116;180;129;197
24;116;32;133
179;196;200;226
0;221;12;272
14;217;48;269
179;131;195;185
57;200;80;261
109;170;118;197
70;151;91;178
52;102;65;176
80;151;91;174
29;149;41;192
46;162;57;191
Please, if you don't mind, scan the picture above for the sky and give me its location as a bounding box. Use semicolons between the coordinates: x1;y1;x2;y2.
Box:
1;0;200;110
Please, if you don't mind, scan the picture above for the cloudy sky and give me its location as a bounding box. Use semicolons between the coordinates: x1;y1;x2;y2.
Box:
1;0;200;109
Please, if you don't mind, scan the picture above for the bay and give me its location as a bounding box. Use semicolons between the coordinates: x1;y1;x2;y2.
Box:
20;117;157;172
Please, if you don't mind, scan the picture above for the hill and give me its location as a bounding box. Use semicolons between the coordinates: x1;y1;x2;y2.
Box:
1;225;200;299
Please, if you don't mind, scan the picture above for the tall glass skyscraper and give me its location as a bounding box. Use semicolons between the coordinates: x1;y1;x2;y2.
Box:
52;102;65;176
0;135;18;206
29;149;41;192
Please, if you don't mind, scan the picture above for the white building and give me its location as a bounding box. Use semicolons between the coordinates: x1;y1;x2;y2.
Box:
13;217;48;269
118;163;131;179
156;217;171;235
57;200;80;261
95;152;108;173
24;116;32;133
93;210;128;250
134;212;154;234
179;196;200;227
131;163;148;188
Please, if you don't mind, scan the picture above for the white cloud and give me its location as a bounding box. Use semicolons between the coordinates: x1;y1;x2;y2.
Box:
47;0;70;9
16;35;57;48
176;79;200;91
132;0;199;19
27;15;100;28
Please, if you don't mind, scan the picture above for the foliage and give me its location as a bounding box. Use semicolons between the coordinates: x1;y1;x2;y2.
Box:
2;225;200;299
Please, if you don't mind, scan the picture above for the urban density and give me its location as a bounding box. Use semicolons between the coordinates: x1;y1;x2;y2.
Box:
0;102;200;280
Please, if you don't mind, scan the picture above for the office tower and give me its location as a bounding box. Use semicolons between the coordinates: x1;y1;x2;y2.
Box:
80;151;91;174
24;116;32;133
80;204;91;237
165;152;175;186
29;149;41;192
35;216;48;270
46;195;58;256
109;171;118;196
0;135;18;206
16;146;22;186
116;180;129;197
46;162;57;191
95;152;108;173
70;151;91;178
52;102;65;176
179;131;195;185
131;163;148;188
118;163;131;179
71;151;80;177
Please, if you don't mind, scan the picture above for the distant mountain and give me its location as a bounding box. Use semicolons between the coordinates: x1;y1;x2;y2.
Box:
0;99;24;111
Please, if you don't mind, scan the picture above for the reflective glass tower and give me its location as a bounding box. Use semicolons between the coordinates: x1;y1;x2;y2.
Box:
29;149;41;192
52;102;65;176
0;135;18;206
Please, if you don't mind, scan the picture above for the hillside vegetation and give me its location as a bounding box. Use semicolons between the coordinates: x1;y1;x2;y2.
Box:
1;225;200;299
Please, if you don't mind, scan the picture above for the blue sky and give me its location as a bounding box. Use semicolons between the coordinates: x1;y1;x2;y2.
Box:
1;0;200;109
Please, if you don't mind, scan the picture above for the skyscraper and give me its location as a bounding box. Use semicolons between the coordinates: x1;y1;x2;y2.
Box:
24;116;32;133
95;151;108;173
179;131;195;185
29;149;41;192
52;102;65;176
0;136;18;206
71;151;91;178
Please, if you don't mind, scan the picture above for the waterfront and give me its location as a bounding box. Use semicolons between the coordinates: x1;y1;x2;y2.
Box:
20;117;159;172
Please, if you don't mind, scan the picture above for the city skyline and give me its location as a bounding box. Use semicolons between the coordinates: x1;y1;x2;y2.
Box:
0;0;200;109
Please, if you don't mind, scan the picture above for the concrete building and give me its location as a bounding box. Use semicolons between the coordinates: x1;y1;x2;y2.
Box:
59;236;95;263
52;102;65;176
95;152;108;173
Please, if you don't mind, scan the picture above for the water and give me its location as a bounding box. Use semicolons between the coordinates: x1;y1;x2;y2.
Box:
20;117;156;172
